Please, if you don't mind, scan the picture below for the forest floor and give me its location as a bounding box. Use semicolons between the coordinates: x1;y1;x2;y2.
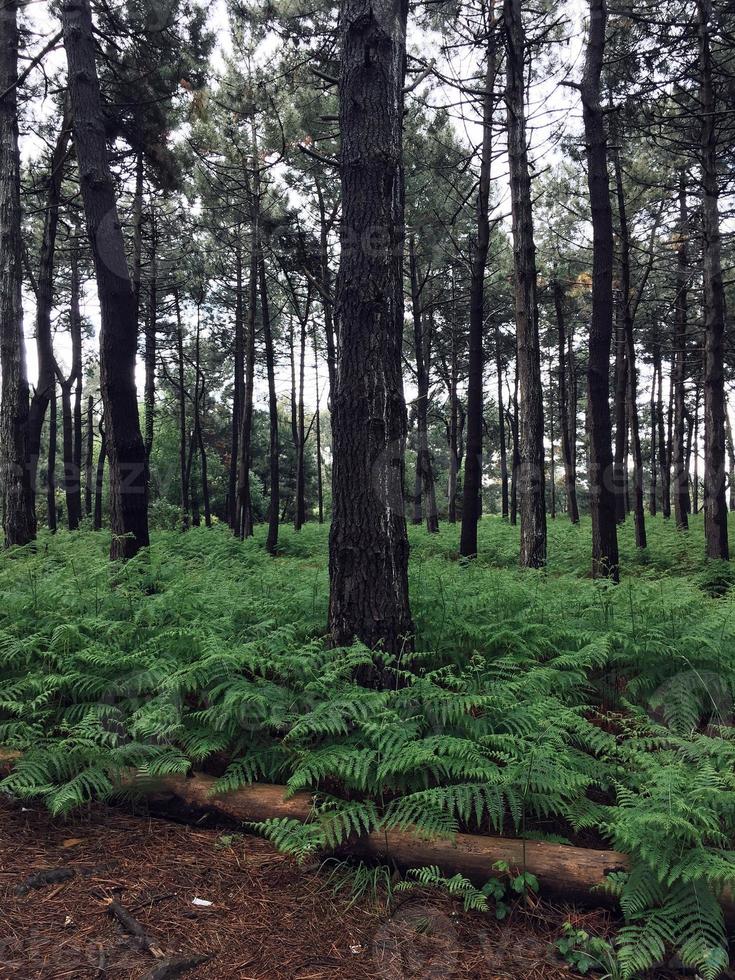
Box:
0;794;606;979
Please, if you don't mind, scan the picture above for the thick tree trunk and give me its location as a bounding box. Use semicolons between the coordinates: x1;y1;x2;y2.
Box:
228;239;244;529
554;277;580;523
613;151;646;549
504;0;546;566
328;0;414;660
85;394;94;516
460;2;495;558
27;110;71;503
62;0;149;559
47;387;57;533
259;255;280;555
580;0;619;580
0;0;35;546
697;0;728;560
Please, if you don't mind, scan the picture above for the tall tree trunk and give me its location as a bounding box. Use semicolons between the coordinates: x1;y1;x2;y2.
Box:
192;301;210;527
726;412;735;513
549;357;556;519
409;238;438;533
504;0;546;567
328;0;414;659
509;371;520;525
672;173;689;530
0;0;35;546
495;324;509;519
315;177;337;398
173;290;189;530
580;0;619;580
460;0;495;558
649;353;658;517
93;419;106;531
27;108;71;503
236;236;257;539
259;254;279;555
85;394;94;516
144;202;156;462
613;150;646;548
62;240;83;530
228;237;244;528
295;302;307;531
613;302;627;524
62;0;149;559
697;0;728;560
313;322;324;524
693;385;701;515
554;276;579;523
47;387;57;533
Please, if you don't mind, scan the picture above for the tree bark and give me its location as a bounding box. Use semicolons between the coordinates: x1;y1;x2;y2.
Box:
672;173;689;530
236;236;257;539
328;0;414;661
62;0;149;559
0;0;35;546
554;276;580;523
192;299;210;528
409;238;438;533
697;0;728;560
27;108;71;505
504;0;546;566
313;321;324;524
259;254;280;555
173;290;189;530
85;394;94;516
93;419;106;531
144;202;156;463
580;0;619;580
47;386;57;533
460;1;495;558
228;237;244;529
495;324;509;519
612;150;645;548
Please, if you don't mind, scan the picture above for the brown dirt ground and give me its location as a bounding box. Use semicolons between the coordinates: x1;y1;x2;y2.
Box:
0;795;615;980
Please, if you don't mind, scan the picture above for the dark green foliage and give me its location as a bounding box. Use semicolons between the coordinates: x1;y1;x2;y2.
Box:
2;515;735;976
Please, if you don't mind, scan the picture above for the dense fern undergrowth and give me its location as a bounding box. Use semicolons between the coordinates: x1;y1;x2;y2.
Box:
2;515;735;977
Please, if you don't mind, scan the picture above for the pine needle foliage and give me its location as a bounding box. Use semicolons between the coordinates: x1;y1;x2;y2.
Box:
1;515;735;975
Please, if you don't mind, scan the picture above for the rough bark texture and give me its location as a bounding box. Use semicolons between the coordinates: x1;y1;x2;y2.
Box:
580;0;619;580
505;0;546;567
460;3;495;558
0;0;35;546
62;0;149;559
672;173;689;530
328;0;414;659
554;277;579;523
698;0;728;560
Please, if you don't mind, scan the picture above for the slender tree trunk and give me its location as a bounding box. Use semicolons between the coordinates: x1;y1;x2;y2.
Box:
85;394;94;516
60;241;83;531
697;0;728;559
259;254;279;555
237;238;257;539
554;277;579;523
295;305;307;530
672;173;689;529
613;301;627;524
447;345;459;524
313;322;324;524
27;108;70;503
509;371;520;526
693;385;701;515
613;150;645;548
549;358;556;519
93;419;106;531
495;325;509;519
409;238;438;533
649;354;658;517
47;387;57;533
328;0;414;659
144;203;156;462
192;301;210;527
173;290;189;530
228;238;244;528
504;0;546;566
62;0;149;559
460;1;495;558
725;412;735;513
580;0;619;579
315;178;337;399
0;0;35;546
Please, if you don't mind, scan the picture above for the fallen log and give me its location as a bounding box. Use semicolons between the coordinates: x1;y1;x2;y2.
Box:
153;774;628;906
